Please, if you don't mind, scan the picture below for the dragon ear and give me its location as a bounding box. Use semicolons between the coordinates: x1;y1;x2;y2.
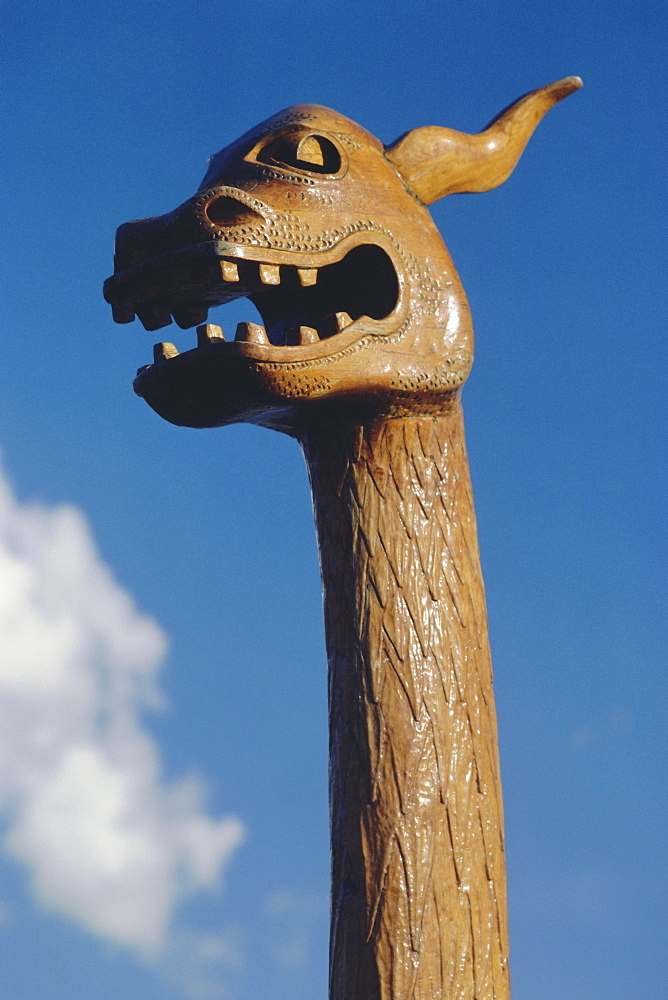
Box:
385;77;582;204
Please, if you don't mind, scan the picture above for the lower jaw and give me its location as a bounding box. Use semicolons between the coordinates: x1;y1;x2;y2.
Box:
142;310;405;378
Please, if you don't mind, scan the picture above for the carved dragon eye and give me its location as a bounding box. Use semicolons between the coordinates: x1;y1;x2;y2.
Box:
257;132;342;174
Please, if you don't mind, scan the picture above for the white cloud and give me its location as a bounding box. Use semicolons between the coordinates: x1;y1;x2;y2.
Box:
0;465;244;956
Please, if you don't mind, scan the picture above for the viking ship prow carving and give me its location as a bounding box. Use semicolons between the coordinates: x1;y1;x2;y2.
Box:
105;76;581;999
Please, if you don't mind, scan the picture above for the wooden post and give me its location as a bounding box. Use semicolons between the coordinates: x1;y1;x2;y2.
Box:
105;77;581;998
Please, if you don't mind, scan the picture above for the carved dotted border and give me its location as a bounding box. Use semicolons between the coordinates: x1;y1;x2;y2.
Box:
192;198;454;315
389;355;472;393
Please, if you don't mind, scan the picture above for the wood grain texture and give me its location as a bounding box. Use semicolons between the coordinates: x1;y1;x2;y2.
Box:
302;408;509;999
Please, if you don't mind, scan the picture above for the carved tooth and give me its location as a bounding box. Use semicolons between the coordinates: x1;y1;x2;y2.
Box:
136;306;172;331
172;304;209;329
297;267;318;287
235;322;269;345
321;311;353;337
259;264;280;285
220;260;239;282
197;324;225;346
153;342;179;362
111;301;136;324
298;326;319;345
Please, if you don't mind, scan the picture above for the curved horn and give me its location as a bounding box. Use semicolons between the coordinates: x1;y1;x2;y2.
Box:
385;76;582;204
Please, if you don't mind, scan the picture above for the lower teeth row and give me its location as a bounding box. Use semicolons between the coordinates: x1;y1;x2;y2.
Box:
148;312;354;364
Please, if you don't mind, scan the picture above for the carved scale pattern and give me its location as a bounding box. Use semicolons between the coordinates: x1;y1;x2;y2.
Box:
301;409;510;1000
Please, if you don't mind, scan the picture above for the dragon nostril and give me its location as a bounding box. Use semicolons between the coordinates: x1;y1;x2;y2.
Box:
205;195;263;228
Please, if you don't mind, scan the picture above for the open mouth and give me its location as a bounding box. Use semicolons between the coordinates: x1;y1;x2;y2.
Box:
104;236;401;358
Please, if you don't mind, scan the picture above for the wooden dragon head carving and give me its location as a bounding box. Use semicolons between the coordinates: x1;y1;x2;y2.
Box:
103;77;580;433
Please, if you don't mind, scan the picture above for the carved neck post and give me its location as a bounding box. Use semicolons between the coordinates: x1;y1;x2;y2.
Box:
301;406;509;1000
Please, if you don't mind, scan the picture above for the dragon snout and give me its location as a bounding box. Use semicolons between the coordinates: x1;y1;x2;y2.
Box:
111;187;270;275
112;198;204;274
105;187;273;325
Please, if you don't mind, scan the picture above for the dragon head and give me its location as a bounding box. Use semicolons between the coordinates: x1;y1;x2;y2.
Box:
103;78;580;433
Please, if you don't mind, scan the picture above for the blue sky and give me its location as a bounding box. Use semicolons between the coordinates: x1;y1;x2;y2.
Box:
1;1;666;997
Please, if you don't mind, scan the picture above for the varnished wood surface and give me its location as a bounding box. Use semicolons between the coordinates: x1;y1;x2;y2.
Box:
303;409;509;999
386;77;581;203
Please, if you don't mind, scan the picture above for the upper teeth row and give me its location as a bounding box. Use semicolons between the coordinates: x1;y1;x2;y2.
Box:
222;259;318;288
146;312;354;368
115;259;320;331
